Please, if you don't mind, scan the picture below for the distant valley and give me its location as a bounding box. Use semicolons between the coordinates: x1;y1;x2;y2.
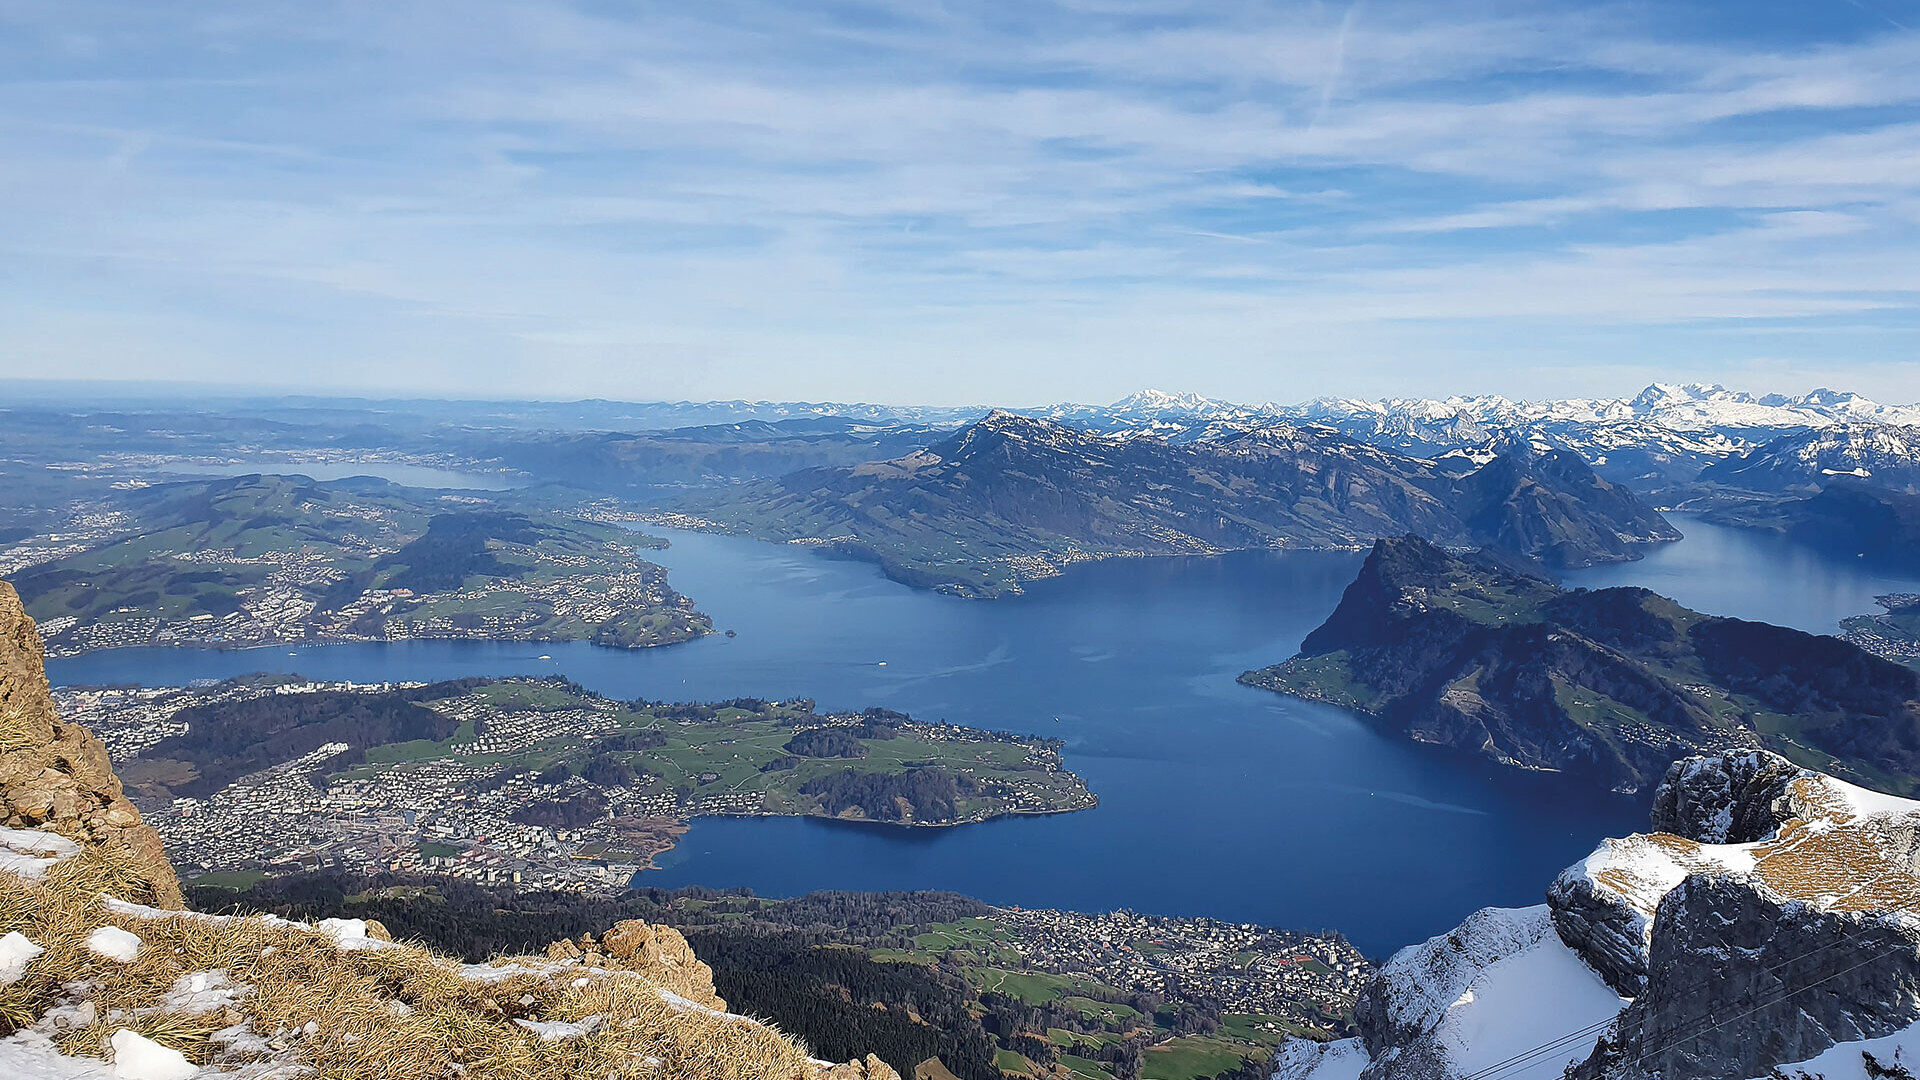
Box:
7;474;710;657
10;383;1920;609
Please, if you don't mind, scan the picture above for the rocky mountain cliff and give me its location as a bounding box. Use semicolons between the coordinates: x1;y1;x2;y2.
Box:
0;581;179;908
697;412;1678;597
1278;750;1920;1080
1241;536;1920;794
0;583;897;1080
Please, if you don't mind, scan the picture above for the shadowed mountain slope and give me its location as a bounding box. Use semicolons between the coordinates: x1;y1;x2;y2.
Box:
1243;536;1920;794
698;413;1678;597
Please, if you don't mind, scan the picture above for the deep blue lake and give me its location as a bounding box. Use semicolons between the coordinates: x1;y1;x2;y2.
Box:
45;514;1920;955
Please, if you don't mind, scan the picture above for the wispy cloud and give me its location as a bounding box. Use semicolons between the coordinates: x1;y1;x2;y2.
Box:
0;0;1916;403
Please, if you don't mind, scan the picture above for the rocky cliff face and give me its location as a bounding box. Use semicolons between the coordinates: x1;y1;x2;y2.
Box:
1568;752;1920;1080
1280;750;1920;1080
0;581;181;908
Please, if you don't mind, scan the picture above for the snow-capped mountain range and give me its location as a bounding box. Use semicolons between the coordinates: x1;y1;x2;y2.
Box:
549;383;1920;490
1699;423;1920;493
1010;384;1920;487
1028;383;1920;435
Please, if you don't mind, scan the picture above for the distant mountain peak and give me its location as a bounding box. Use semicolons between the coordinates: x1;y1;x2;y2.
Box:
1628;381;1747;407
1113;388;1204;408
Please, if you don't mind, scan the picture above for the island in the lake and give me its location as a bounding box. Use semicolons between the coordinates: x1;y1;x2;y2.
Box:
8;473;712;656
57;674;1097;892
1241;534;1920;795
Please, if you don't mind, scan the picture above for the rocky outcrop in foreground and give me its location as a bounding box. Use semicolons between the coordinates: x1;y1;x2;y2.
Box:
0;581;180;908
0;580;897;1080
1278;750;1920;1080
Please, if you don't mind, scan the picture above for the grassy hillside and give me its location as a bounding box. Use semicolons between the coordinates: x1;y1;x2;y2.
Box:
12;474;710;654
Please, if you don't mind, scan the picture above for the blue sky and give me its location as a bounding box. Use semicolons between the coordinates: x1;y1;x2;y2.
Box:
3;0;1918;405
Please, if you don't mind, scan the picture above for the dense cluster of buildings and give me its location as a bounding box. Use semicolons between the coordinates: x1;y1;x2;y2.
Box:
0;508;132;577
9;480;702;658
57;676;1092;898
58;679;657;893
1845;593;1920;662
381;556;702;645
992;907;1370;1022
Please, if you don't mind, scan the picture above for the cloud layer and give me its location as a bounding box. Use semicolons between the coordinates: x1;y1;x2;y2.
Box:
3;0;1917;403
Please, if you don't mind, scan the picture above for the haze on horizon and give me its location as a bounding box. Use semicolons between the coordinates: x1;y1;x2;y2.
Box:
4;0;1918;407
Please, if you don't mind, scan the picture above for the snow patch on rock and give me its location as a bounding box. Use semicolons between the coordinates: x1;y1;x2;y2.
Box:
1271;1037;1368;1080
0;1031;116;1079
1356;905;1624;1080
0;826;82;881
315;918;394;951
515;1015;603;1041
156;971;243;1015
1761;1017;1920;1079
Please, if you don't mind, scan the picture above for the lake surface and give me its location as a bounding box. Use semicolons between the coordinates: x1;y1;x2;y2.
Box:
46;515;1920;955
1563;513;1919;635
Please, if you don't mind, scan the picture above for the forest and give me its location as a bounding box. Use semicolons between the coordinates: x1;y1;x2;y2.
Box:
187;874;1268;1080
799;765;974;821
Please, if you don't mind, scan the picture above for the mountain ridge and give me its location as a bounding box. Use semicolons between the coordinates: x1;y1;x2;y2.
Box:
1242;535;1920;794
694;412;1678;597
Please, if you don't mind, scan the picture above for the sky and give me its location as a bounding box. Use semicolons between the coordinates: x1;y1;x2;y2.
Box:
3;0;1919;407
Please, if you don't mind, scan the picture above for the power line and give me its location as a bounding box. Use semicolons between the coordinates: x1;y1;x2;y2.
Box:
1454;869;1920;1080
1624;935;1919;1073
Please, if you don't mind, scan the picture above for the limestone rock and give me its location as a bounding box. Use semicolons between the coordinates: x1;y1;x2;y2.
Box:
1292;750;1920;1080
0;581;181;908
550;919;726;1011
1647;749;1809;842
808;1053;903;1080
1572;872;1920;1080
1565;751;1920;1079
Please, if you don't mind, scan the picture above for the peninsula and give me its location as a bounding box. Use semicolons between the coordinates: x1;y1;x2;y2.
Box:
1242;535;1920;794
58;675;1097;891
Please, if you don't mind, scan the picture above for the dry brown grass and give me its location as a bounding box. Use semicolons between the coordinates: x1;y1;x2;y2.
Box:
0;843;826;1080
1587;775;1920;918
